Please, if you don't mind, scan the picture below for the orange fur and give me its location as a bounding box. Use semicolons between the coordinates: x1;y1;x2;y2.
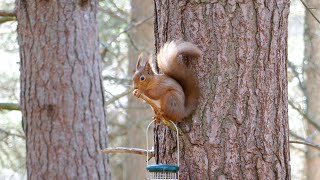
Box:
133;40;201;123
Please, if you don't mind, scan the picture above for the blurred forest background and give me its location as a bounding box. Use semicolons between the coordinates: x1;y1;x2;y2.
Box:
0;0;319;179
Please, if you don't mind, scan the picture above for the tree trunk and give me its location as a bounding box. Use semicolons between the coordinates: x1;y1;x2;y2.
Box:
304;0;320;179
123;0;154;179
16;1;110;179
154;1;291;179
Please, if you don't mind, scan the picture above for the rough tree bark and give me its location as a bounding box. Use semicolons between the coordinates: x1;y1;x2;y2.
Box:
154;0;291;179
304;0;320;179
123;0;154;179
16;1;110;179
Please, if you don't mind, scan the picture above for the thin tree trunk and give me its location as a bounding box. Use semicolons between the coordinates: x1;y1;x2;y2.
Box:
123;0;154;179
154;1;291;179
304;0;320;179
16;1;110;179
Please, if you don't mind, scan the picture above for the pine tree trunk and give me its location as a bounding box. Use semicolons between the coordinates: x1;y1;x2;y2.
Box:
154;1;291;179
304;0;320;179
16;1;110;179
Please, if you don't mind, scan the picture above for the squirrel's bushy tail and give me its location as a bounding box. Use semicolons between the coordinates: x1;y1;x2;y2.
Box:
157;40;201;117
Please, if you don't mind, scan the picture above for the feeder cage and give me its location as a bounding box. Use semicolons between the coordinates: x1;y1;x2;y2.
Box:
146;120;180;180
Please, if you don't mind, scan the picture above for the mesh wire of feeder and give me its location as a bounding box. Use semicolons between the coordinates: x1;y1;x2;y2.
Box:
148;172;178;180
146;120;180;180
146;164;179;180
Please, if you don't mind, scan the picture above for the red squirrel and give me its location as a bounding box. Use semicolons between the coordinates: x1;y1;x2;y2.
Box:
132;40;201;123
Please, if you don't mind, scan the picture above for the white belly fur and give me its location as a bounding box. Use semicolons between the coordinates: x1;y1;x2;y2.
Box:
149;99;161;109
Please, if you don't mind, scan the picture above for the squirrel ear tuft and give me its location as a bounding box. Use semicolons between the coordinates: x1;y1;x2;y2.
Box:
136;53;143;70
144;61;153;75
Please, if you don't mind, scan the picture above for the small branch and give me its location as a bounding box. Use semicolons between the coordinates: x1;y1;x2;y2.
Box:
0;103;20;111
289;131;320;152
0;128;25;139
126;33;140;51
289;140;320;151
107;0;129;17
98;7;128;23
288;61;306;94
103;147;154;157
103;75;132;84
288;100;320;131
106;89;133;105
300;0;320;24
289;130;306;142
0;16;16;24
108;15;153;44
0;10;16;17
99;15;153;57
100;46;109;60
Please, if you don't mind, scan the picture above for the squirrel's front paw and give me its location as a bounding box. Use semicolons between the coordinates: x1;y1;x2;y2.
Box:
153;116;161;124
133;89;141;98
153;111;164;124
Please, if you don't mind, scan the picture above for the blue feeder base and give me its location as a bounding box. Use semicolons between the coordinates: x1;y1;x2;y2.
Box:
146;164;179;173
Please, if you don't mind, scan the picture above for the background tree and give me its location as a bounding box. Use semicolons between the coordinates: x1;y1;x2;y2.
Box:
154;0;291;179
1;0;320;179
0;1;27;178
123;0;154;179
304;0;320;179
15;0;110;179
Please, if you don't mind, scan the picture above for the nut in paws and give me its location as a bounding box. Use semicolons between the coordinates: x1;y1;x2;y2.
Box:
133;89;141;98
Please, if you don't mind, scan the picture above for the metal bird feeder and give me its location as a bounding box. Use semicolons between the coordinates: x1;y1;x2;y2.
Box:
146;120;180;180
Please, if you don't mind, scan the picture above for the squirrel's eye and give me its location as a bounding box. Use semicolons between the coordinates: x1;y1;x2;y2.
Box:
140;76;145;81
